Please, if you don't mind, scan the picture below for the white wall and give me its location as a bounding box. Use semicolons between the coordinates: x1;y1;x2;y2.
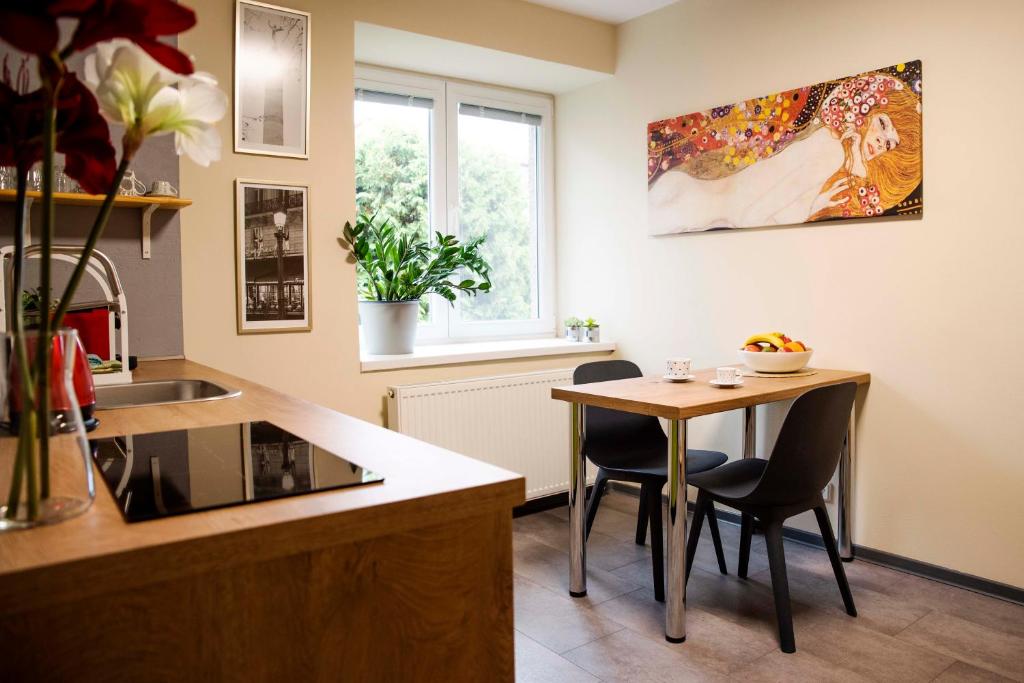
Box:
178;0;615;427
556;0;1024;587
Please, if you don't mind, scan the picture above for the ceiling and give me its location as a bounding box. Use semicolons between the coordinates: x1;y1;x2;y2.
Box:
523;0;677;24
355;23;612;95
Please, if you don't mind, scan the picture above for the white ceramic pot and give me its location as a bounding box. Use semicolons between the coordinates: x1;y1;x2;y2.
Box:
359;300;420;354
584;326;600;343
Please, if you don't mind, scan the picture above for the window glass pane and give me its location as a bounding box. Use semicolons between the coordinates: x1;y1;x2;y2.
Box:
354;91;432;321
457;105;540;322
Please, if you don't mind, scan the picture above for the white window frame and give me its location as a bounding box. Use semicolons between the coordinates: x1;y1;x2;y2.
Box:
445;82;555;340
354;66;448;341
354;65;556;344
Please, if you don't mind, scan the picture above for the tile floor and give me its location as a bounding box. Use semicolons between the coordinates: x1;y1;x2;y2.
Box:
513;490;1024;682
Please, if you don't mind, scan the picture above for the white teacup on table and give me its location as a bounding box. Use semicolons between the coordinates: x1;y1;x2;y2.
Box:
663;357;695;383
710;366;744;388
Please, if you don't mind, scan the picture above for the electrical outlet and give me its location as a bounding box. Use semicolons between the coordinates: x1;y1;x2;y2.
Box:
822;483;835;503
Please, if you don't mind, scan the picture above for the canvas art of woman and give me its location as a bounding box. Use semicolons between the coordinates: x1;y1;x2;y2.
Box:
647;61;922;234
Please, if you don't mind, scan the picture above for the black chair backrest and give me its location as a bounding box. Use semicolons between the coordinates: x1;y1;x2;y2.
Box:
751;382;857;506
573;361;665;468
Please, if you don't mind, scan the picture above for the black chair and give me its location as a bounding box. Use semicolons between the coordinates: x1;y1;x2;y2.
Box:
685;383;858;653
575;360;729;602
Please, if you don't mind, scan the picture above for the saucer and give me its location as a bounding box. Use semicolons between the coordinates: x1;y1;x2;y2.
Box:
663;374;696;383
709;379;744;388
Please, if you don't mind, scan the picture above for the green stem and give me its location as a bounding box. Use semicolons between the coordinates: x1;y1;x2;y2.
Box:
51;157;130;330
24;410;38;519
36;84;60;501
11;171;36;406
4;171;38;519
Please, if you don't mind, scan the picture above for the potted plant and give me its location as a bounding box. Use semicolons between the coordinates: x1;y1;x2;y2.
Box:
339;213;492;354
0;2;227;529
564;316;583;341
583;317;600;343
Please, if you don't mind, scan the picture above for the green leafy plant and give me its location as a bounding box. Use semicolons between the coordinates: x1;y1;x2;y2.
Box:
339;213;492;303
20;289;58;328
564;316;583;328
21;289;58;314
584;317;598;328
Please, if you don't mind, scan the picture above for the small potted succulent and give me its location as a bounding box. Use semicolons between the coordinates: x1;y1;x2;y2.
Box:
339;213;492;354
583;317;600;343
564;316;583;342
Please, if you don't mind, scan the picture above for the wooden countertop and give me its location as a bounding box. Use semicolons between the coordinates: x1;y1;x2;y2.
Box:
552;366;870;419
0;360;525;615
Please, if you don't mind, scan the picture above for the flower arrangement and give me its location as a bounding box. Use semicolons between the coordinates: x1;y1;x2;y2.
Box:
339;212;492;304
0;1;226;526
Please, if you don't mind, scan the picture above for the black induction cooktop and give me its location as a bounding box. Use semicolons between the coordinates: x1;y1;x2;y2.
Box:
91;421;384;523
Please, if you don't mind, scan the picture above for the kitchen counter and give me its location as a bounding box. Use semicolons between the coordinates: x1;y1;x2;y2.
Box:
0;359;524;681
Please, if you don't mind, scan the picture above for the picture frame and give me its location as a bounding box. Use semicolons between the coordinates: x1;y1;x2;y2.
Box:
234;179;312;334
234;0;310;158
647;60;923;234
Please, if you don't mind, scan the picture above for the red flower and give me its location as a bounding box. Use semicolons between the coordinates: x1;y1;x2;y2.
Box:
0;1;94;55
72;0;197;74
55;75;117;193
0;0;196;74
0;74;116;194
0;81;46;172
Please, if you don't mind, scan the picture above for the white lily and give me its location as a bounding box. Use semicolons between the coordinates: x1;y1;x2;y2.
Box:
84;39;181;135
143;72;228;166
85;40;227;166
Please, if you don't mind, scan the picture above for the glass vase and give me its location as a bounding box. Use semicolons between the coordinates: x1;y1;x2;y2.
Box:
0;328;95;530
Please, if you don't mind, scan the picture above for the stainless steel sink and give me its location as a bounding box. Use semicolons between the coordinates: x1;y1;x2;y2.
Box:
95;379;241;410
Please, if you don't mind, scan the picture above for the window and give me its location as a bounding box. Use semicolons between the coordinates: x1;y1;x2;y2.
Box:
354;67;554;343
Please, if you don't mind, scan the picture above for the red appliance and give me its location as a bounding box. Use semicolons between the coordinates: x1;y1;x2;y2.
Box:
8;330;98;431
64;307;111;360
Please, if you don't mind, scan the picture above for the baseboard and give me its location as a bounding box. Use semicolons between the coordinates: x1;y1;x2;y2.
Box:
853;546;1024;605
598;482;1024;605
514;486;592;518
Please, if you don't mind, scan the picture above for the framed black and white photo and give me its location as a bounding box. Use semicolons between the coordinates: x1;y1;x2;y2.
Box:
235;179;312;334
234;1;310;158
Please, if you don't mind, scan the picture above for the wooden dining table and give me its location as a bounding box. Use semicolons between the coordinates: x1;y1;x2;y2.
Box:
551;365;870;643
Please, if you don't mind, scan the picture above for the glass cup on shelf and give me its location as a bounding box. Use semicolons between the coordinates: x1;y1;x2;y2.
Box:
27;165;42;191
54;166;81;193
0;166;15;190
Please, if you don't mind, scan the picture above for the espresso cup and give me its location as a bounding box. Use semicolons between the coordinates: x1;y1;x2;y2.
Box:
147;180;178;197
716;367;742;384
667;358;692;377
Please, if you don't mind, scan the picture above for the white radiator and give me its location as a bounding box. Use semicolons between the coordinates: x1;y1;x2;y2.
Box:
387;369;586;499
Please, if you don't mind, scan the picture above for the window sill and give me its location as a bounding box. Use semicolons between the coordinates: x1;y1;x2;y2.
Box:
360;338;616;372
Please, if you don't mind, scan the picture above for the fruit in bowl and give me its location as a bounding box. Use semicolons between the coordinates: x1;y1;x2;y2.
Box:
739;332;813;373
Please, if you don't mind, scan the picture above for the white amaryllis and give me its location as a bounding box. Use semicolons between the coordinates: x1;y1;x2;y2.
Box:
85;40;227;166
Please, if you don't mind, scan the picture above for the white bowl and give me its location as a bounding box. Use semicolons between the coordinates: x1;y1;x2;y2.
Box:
738;348;813;373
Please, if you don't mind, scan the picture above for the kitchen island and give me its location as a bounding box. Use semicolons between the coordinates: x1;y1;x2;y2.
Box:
0;360;524;681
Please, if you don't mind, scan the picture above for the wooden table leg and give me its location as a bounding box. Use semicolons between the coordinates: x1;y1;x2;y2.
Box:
569;402;587;596
665;418;688;642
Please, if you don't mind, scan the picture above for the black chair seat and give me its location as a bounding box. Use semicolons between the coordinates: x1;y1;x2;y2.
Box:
685;383;859;654
574;360;731;603
687;457;767;500
598;447;727;480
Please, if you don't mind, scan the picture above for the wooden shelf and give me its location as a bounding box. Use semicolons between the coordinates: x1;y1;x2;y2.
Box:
0;189;191;209
0;189;192;259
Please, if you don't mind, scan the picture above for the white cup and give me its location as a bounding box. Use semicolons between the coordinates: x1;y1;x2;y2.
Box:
667;358;692;377
147;180;178;197
716;367;743;384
